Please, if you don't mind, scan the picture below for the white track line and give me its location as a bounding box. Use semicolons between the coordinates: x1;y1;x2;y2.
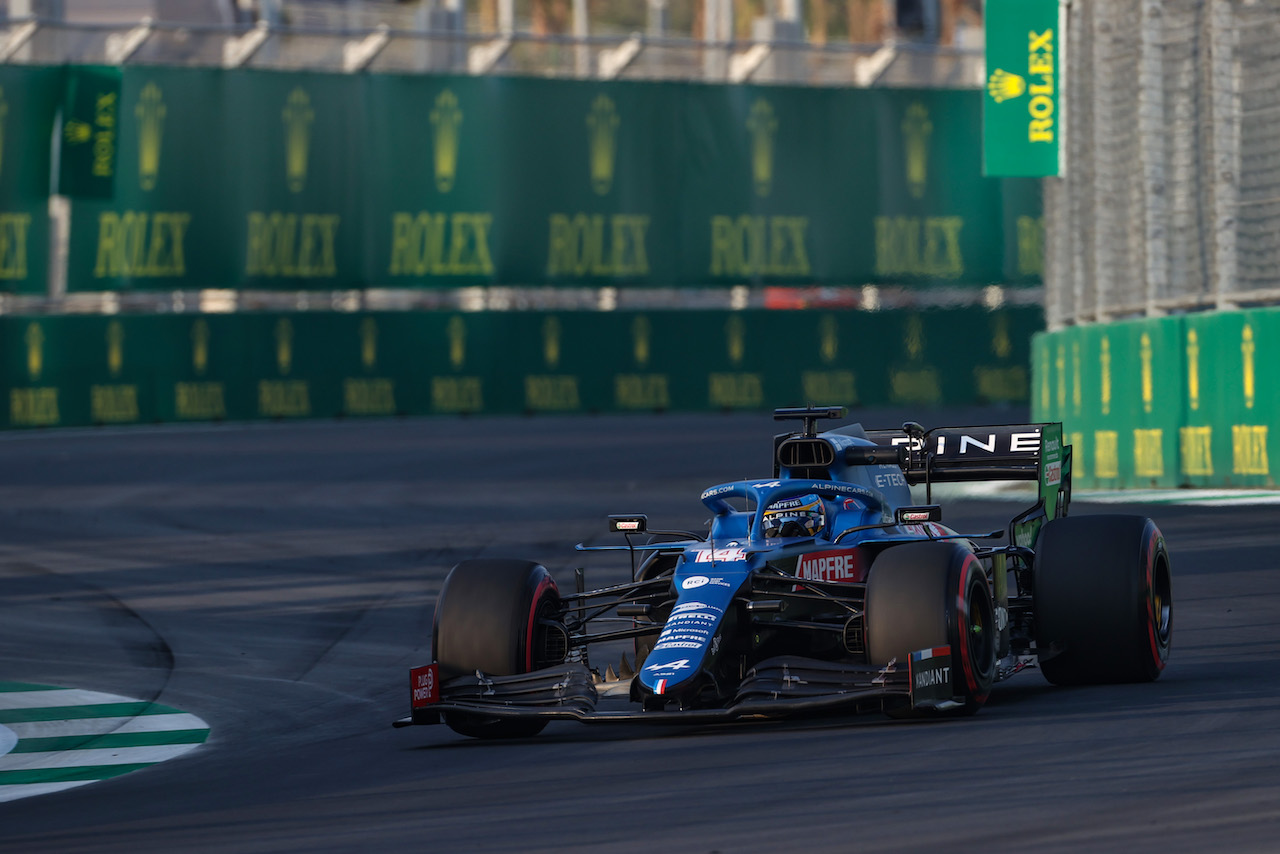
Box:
0;743;203;770
2;713;207;740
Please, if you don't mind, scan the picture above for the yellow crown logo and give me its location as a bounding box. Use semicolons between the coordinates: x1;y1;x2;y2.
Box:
902;103;932;200
430;89;462;193
1140;332;1154;413
746;99;777;198
275;317;294;375
64;119;92;145
1100;336;1112;415
991;313;1011;359
360;317;378;370
586;95;620;196
107;320;125;378
905;315;925;361
726;315;745;365
987;69;1026;103
543;316;562;368
1243;323;1256;409
283;88;314;193
632;315;651;368
25;322;43;381
192;319;210;376
135;82;166;191
448;316;466;369
819;314;838;364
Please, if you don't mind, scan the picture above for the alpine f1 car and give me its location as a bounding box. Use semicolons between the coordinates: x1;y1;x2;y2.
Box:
395;407;1172;738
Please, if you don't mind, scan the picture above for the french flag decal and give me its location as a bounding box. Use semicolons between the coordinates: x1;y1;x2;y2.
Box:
910;646;950;662
655;679;667;695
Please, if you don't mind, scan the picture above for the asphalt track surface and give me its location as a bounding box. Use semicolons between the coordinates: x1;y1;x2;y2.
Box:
0;409;1278;853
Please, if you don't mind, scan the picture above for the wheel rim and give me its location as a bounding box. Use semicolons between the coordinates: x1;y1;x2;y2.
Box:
1151;557;1172;647
967;576;996;680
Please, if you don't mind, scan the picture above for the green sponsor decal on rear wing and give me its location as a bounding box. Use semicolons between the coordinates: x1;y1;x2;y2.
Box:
1038;422;1071;520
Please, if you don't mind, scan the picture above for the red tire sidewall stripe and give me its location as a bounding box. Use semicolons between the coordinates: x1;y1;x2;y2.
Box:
524;573;557;672
1144;528;1167;671
955;553;988;703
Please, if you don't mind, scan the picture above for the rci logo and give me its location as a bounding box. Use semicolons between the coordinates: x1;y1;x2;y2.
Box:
283;88;314;193
430;89;462;193
135;82;166;191
986;69;1026;103
632;315;651;368
746;99;777;198
586;95;619;196
902;103;932;199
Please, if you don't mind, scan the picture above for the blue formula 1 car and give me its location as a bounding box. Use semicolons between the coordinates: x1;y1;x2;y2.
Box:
395;407;1172;739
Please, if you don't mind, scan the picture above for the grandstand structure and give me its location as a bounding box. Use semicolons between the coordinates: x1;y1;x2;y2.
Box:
1034;0;1280;490
1046;0;1280;328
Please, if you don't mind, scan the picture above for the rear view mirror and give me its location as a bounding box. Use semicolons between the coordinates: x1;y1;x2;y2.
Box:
608;515;648;534
895;505;942;524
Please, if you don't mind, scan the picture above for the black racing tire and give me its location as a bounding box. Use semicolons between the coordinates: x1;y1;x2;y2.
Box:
865;542;997;716
432;559;562;738
1034;515;1172;685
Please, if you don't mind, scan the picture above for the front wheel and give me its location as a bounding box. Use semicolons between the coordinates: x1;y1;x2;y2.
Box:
433;559;563;738
865;542;996;716
1034;515;1172;685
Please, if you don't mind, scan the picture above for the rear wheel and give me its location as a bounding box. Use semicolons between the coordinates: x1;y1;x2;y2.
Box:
1034;515;1172;685
865;542;996;716
433;559;563;738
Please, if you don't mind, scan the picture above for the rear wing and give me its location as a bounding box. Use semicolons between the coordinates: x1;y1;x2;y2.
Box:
862;422;1072;519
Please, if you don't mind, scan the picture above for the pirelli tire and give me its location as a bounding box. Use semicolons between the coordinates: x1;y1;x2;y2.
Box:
865;542;997;716
1034;515;1172;686
433;559;563;739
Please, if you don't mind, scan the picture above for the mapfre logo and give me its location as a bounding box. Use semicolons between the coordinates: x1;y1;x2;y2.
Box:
797;549;864;584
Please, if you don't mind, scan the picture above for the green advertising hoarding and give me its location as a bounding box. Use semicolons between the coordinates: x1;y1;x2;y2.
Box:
0;66;64;295
1033;309;1280;489
53;66;1043;292
2;305;1040;429
984;0;1061;177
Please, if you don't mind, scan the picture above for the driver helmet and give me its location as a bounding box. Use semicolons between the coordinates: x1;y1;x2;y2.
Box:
761;494;825;538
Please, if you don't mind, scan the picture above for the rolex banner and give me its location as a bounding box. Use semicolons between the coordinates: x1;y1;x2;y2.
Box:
1;305;1040;429
983;0;1061;177
57;65;122;199
0;66;64;295
57;65;1043;292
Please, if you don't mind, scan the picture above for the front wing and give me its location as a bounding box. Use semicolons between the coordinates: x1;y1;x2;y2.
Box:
393;652;958;728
